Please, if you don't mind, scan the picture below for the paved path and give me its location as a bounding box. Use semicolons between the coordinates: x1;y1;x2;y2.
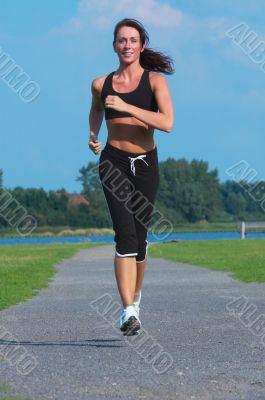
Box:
0;244;265;400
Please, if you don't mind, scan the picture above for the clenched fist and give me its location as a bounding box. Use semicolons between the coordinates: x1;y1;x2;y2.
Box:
105;95;129;113
88;134;102;155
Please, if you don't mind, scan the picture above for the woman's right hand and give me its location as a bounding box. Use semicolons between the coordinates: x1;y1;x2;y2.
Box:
88;134;102;155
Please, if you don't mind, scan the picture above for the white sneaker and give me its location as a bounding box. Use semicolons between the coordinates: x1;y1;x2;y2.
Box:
119;305;141;335
134;303;140;316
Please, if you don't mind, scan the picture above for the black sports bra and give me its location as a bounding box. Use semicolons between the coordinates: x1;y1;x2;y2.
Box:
100;69;159;120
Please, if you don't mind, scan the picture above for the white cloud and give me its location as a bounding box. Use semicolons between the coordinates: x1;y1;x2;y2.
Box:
127;1;184;27
205;17;230;42
47;0;236;65
49;0;186;35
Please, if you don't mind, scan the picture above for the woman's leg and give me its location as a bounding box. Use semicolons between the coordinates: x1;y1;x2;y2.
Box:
130;147;160;297
135;258;147;293
114;255;137;308
98;148;139;309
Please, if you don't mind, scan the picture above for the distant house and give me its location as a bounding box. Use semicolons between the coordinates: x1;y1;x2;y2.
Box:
65;193;90;206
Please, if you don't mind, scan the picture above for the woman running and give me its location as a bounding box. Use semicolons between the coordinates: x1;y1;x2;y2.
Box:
88;18;174;335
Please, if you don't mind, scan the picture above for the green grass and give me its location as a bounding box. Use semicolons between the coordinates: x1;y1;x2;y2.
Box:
0;242;106;311
0;396;31;400
0;383;11;392
0;398;31;400
0;383;32;400
149;238;265;282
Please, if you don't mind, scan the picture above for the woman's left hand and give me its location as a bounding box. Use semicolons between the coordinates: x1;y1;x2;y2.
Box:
105;95;129;113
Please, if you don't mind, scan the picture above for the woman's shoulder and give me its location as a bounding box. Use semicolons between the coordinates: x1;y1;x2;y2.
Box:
91;72;112;95
148;71;168;91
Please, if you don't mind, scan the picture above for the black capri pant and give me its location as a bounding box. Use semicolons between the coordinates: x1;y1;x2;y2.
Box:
98;141;160;263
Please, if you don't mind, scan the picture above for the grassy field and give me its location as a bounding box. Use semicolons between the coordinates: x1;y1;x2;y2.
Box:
1;239;264;313
0;227;114;238
148;238;265;283
0;242;106;311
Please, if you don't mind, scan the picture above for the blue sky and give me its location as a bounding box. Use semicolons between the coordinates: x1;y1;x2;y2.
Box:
1;0;264;192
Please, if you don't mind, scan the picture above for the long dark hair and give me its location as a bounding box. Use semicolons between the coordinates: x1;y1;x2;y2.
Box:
113;18;174;75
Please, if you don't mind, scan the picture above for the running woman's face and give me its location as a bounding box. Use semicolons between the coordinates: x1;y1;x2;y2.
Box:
114;26;145;63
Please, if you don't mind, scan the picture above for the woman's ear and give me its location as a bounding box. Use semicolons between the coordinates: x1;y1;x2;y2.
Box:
141;43;146;53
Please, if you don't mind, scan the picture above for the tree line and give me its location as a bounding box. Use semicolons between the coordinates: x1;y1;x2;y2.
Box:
0;159;264;230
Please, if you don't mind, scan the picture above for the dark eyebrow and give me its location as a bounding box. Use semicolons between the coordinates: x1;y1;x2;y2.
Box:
118;36;138;39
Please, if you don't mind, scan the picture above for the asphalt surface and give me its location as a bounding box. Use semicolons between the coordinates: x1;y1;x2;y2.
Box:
0;244;265;400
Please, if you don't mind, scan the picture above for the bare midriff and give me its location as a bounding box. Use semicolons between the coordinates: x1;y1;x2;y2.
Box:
106;118;155;153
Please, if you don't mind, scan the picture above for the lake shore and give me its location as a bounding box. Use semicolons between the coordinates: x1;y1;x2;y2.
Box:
1;221;264;238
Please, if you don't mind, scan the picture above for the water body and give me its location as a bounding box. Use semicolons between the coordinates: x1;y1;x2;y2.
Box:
0;231;264;245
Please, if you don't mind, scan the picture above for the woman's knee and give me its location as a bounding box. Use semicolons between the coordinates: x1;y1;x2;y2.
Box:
115;231;138;258
136;239;148;263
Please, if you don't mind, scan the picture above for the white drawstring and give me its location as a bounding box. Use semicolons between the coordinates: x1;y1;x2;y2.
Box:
128;155;149;176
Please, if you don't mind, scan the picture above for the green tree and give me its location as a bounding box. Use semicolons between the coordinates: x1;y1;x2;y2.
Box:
158;158;222;223
76;161;112;228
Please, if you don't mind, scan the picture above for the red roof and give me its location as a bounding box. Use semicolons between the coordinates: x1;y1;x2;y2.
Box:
65;193;90;206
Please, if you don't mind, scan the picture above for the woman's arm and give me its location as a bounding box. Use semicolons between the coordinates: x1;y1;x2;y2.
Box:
127;74;174;133
88;79;104;155
89;79;104;138
105;74;174;133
